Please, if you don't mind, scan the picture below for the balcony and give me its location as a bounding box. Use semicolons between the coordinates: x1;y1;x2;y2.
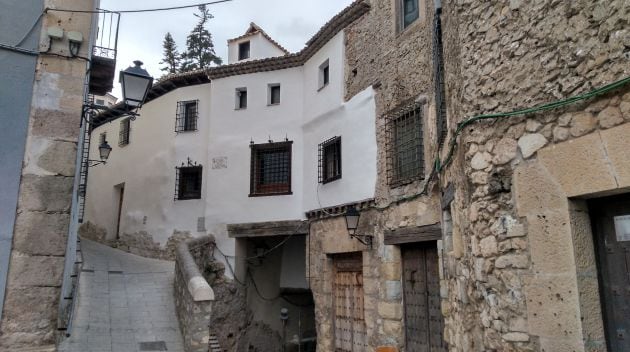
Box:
89;11;119;95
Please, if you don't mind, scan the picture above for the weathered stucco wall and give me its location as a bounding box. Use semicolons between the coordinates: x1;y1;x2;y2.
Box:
439;0;630;350
0;0;96;349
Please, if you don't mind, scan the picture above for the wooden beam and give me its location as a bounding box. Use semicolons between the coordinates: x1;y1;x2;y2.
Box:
384;223;442;245
228;220;308;238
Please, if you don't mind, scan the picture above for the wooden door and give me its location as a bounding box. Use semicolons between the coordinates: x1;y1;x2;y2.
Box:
333;253;367;352
115;184;124;240
402;242;445;352
591;196;630;351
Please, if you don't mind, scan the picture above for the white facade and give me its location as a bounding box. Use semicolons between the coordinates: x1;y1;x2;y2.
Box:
84;27;377;272
226;24;288;64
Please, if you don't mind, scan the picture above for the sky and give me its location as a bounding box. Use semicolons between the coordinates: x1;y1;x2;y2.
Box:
98;0;355;100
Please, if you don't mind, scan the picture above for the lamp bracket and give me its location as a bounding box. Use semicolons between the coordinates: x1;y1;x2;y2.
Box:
82;103;140;126
87;159;106;167
350;233;373;249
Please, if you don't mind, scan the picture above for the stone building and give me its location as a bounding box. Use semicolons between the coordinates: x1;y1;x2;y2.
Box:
307;1;630;352
0;0;112;350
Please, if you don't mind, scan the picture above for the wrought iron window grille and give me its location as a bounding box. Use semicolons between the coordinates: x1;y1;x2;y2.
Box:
174;158;202;201
249;141;292;197
118;118;131;146
175;100;199;132
385;100;425;187
318;136;342;184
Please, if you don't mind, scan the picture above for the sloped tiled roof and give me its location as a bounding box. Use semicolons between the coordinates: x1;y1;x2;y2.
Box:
227;22;290;55
93;0;370;127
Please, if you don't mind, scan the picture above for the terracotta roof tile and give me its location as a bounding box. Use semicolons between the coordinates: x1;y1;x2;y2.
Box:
93;0;370;127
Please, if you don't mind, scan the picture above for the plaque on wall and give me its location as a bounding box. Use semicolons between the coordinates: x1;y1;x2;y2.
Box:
613;215;630;242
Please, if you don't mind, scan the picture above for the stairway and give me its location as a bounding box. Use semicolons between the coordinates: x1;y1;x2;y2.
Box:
208;334;222;352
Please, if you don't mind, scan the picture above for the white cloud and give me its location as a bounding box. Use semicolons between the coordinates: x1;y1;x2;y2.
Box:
99;0;354;100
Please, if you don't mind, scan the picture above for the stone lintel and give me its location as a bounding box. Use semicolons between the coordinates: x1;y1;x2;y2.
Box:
227;220;308;238
383;223;442;245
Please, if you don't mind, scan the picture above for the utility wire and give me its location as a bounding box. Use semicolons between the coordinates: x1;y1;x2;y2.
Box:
44;0;233;14
436;75;630;173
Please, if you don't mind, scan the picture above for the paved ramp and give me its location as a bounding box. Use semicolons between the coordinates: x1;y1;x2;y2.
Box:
59;239;184;352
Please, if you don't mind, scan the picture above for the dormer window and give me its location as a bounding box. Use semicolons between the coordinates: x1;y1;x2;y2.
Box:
238;41;250;60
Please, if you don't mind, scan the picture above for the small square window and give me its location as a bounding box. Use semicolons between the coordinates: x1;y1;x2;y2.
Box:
400;0;419;30
175;100;199;132
268;84;281;105
318;59;330;90
118;118;130;146
238;41;250;60
236;88;247;109
386;102;424;186
175;165;202;200
250;141;292;196
318;136;341;184
95;99;105;106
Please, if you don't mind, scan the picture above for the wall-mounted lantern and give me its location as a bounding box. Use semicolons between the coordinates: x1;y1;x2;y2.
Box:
345;206;372;248
88;140;113;167
119;60;153;109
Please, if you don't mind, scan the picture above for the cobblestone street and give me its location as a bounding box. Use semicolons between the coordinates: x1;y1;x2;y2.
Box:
59;240;184;352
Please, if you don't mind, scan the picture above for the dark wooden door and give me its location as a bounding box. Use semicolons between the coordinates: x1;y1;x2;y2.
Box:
333;253;367;352
115;184;124;240
591;196;630;351
402;242;445;352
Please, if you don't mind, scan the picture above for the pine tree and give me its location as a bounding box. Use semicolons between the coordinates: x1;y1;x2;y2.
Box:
181;5;222;72
159;32;181;75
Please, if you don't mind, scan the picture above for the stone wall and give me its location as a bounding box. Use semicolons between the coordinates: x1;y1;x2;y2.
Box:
438;0;630;350
0;1;96;349
174;236;215;352
79;221;192;260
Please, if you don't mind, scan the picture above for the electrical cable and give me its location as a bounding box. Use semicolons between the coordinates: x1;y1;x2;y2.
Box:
15;13;44;47
0;42;39;56
436;75;630;173
44;0;233;14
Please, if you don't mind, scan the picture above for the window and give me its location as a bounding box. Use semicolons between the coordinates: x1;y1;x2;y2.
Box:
268;84;281;105
236;88;247;109
400;0;419;30
99;132;107;145
319;59;330;90
386;102;424;186
95;99;105;105
318;136;341;184
250;141;292;196
119;118;130;146
175;164;202;200
175;100;199;132
238;41;250;60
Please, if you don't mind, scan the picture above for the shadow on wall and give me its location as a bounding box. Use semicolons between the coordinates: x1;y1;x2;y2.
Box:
78;221;192;260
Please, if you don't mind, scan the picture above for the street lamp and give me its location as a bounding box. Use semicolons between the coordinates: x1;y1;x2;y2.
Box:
88;140;112;167
119;60;153;109
344;206;372;248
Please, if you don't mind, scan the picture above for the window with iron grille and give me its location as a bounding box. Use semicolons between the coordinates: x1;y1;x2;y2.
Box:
119;118;130;146
250;141;292;196
175;100;199;132
386;102;424;187
318;136;341;184
175;163;202;200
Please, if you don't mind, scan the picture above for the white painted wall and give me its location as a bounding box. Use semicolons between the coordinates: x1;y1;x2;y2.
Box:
85;29;377;275
227;32;287;64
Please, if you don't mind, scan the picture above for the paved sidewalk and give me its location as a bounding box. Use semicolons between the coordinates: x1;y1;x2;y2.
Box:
59;239;184;352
